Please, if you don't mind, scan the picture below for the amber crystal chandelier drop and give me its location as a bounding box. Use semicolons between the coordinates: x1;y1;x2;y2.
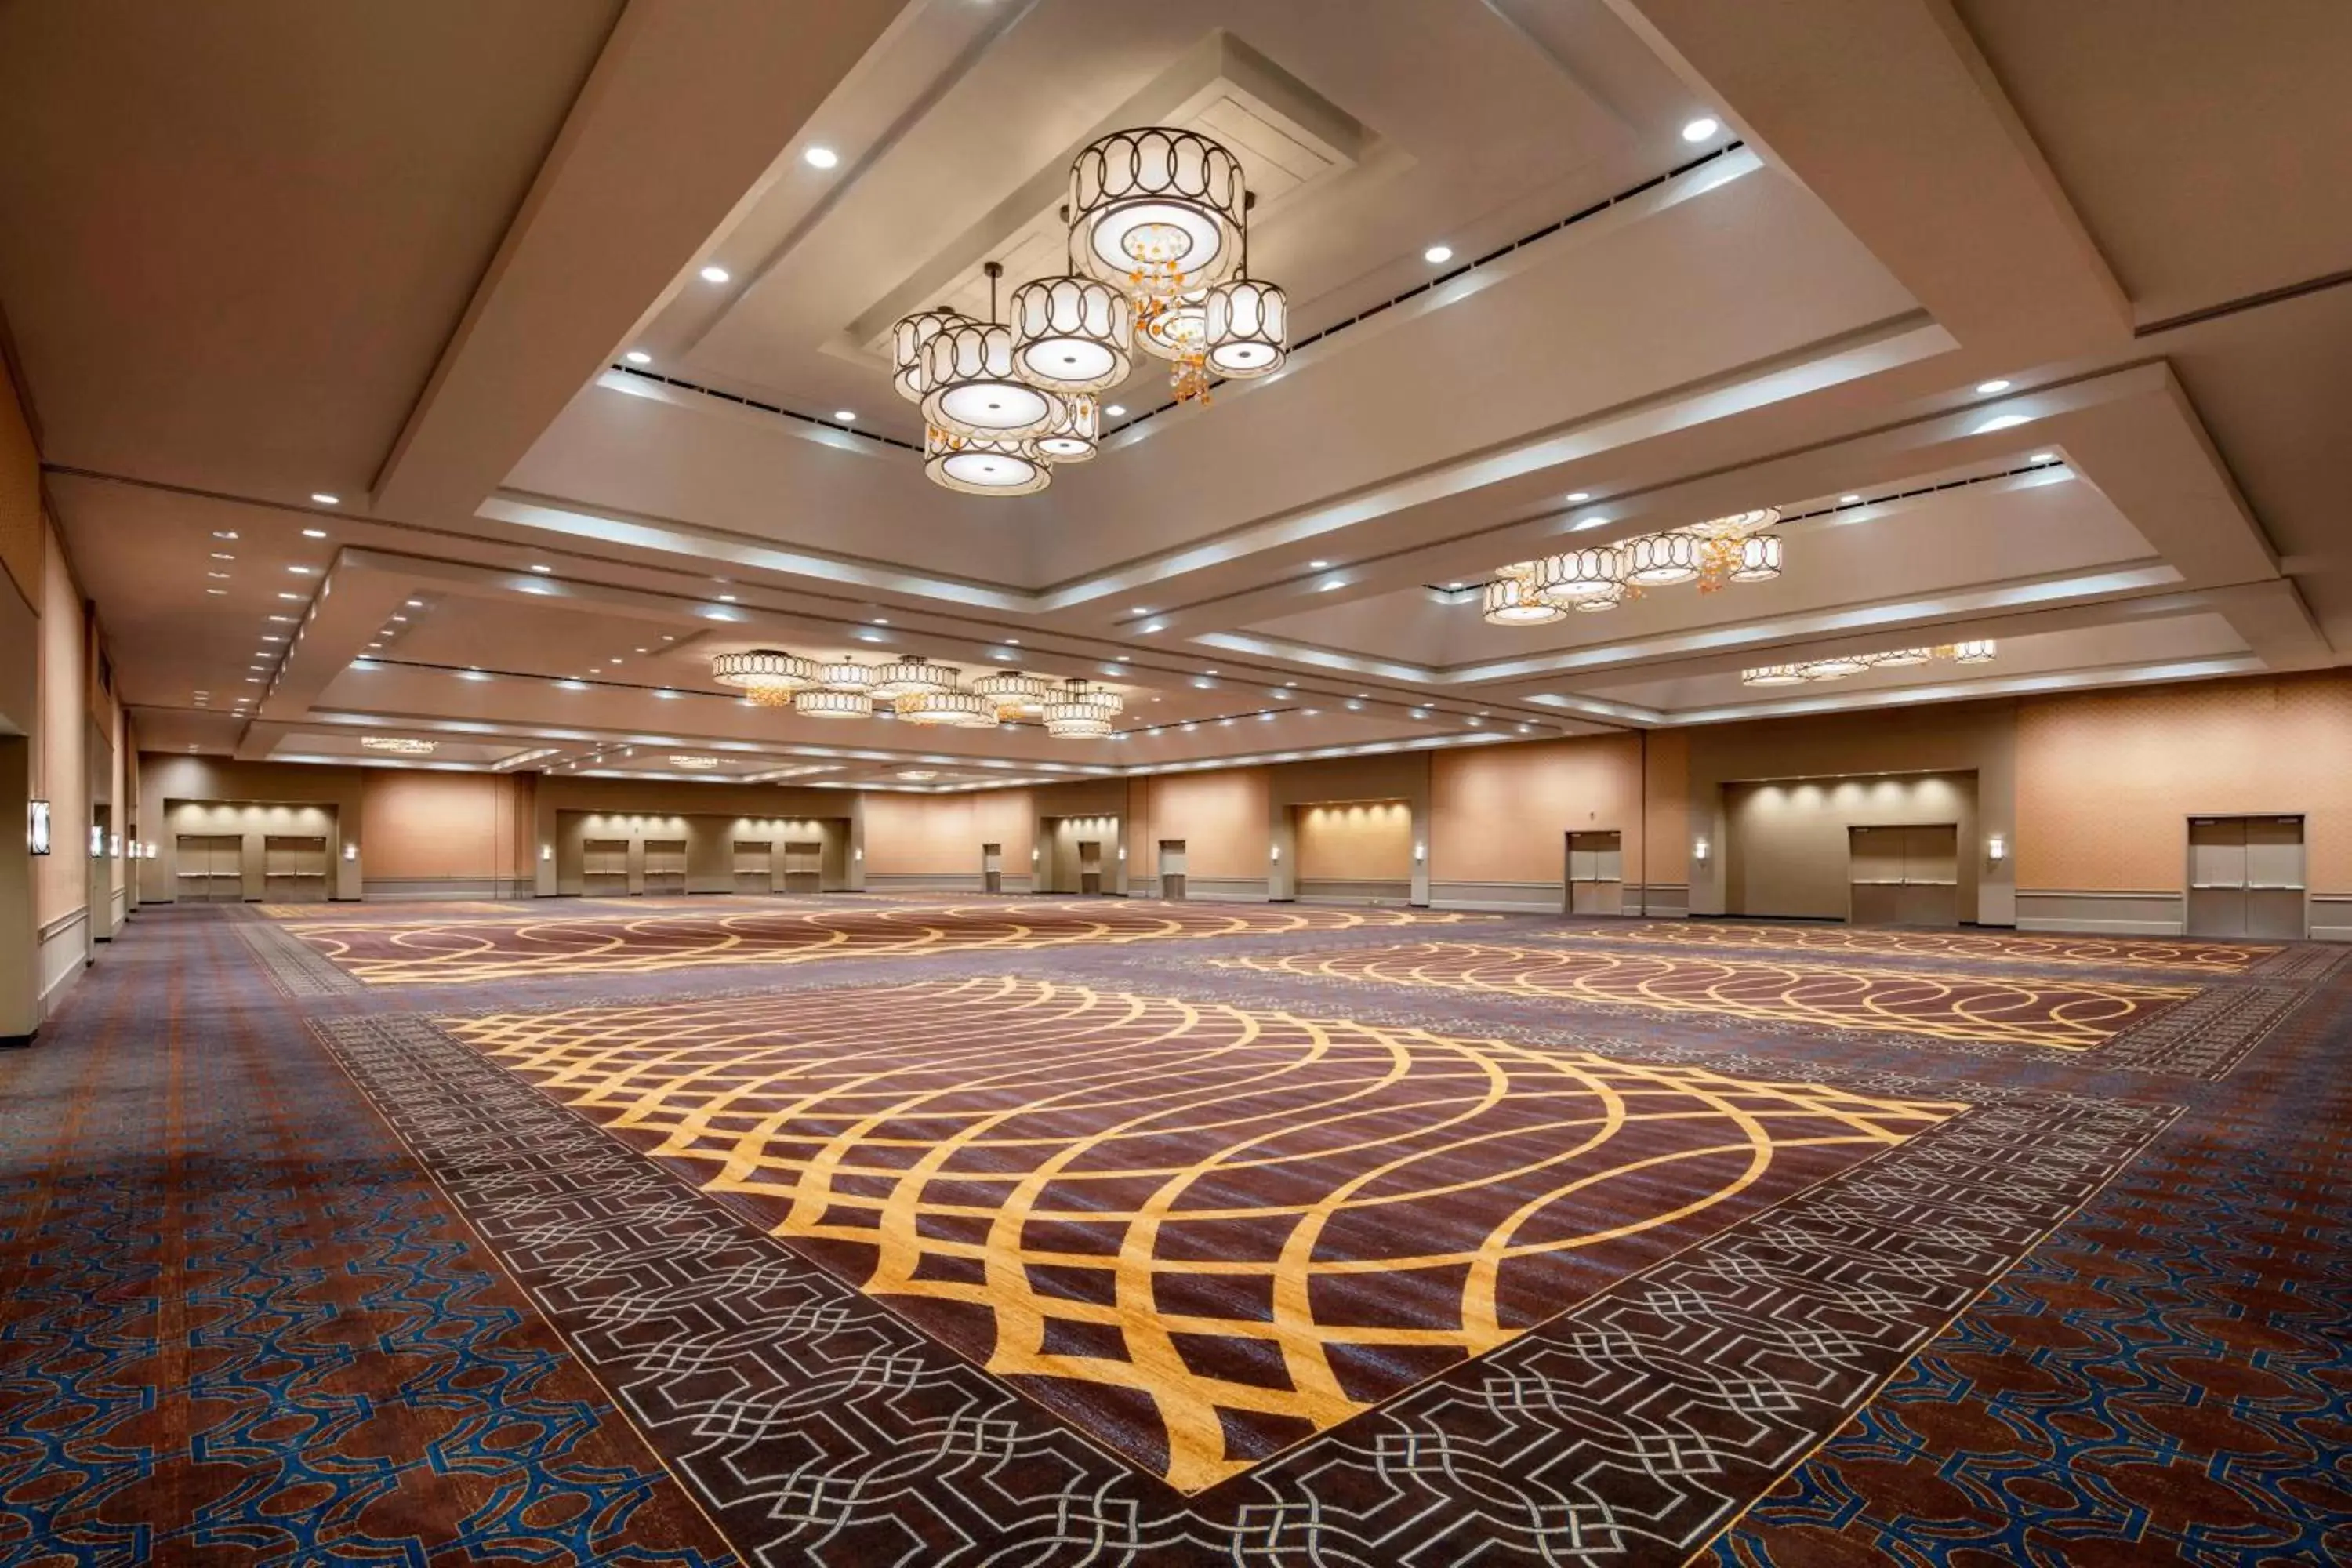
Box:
891;127;1286;495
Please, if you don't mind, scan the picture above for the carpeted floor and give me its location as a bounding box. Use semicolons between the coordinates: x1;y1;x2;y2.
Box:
4;897;2347;1565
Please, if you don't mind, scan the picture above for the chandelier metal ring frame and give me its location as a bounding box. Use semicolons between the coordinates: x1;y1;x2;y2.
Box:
1741;641;1997;687
713;652;1122;739
1483;509;1785;625
892;126;1287;496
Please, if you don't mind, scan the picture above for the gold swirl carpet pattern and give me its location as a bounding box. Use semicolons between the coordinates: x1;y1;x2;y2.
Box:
286;899;1483;985
444;975;1958;1493
1551;920;2278;974
1220;941;2199;1051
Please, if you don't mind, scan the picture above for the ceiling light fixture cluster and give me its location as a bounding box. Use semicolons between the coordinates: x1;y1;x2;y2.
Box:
361;736;437;756
1484;508;1784;624
712;649;1122;738
891;127;1287;496
1741;641;1997;687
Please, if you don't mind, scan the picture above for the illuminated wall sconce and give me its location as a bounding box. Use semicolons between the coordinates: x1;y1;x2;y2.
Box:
27;800;49;856
540;844;553;862
89;825;105;857
854;846;864;862
1987;834;2006;862
343;842;359;862
108;833;122;858
1271;844;1283;862
1414;842;1426;863
1117;844;1127;862
1693;837;1711;863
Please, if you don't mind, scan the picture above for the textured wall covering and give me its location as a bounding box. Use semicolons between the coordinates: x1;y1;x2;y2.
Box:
1432;735;1649;887
0;368;39;613
1296;799;1413;882
2017;672;2352;893
1135;767;1269;880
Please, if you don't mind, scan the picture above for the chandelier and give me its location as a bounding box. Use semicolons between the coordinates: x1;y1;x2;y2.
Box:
361;736;436;755
670;754;723;770
1742;641;1996;686
892;126;1287;496
1483;509;1783;626
711;651;1118;738
711;649;817;707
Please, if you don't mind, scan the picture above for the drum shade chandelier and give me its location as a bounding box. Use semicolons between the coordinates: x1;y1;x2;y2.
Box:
1483;510;1784;625
891;127;1287;497
361;736;437;756
712;650;1120;738
1742;641;1995;686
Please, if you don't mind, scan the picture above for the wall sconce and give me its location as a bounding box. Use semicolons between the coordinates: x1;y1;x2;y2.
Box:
108;833;122;858
540;844;553;862
1414;842;1426;863
1693;837;1711;863
1987;834;2006;862
854;846;864;862
1271;844;1282;862
27;800;49;856
343;842;359;862
1117;845;1127;862
89;825;105;858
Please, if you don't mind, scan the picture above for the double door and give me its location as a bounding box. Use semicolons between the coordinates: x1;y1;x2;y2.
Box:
982;842;1004;895
1158;840;1186;902
176;834;245;902
2188;816;2304;938
733;840;774;894
1077;840;1103;896
583;839;630;896
1848;824;1959;926
782;840;822;894
263;836;328;903
643;840;688;895
1566;831;1624;916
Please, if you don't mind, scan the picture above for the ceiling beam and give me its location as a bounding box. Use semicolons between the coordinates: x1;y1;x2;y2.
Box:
371;0;909;524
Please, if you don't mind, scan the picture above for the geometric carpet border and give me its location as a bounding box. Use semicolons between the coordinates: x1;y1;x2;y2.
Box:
316;1009;2176;1566
234;914;365;998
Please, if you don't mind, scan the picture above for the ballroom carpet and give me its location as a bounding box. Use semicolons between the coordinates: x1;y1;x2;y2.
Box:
4;897;2347;1566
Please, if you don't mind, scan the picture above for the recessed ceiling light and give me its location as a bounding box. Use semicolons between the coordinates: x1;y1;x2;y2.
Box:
1317;579;1344;591
1105;405;1126;417
1566;491;1591;503
1976;379;2012;394
277;591;301;601
302;528;327;539
205;587;226;596
261;635;283;643
207;571;229;579
699;264;730;284
2030;451;2056;462
625;350;652;365
1838;493;1862;504
1681;115;1721;142
286;565;314;575
528;564;552;575
804;146;839;169
1974;413;2031;434
210;551;234;561
458;670;492;682
268;615;292;622
717;594;736;603
1308;560;1330;569
1006;637;1020;645
212;530;238;540
1423;245;1453;264
310;493;339;506
833;410;855;423
390;614;407;622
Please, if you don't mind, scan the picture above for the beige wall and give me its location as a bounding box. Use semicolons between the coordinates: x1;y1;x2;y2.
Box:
2017;671;2352;938
555;809;850;895
35;527;84;930
1724;771;1978;920
361;770;532;888
1297;799;1412;888
531;773;863;896
140;756;367;902
1133;768;1269;888
0;357;39;615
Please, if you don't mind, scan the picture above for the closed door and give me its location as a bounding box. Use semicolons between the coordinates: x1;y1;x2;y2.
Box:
782;840;822;893
1849;824;1958;926
1566;831;1624;916
732;840;774;895
583;838;630;896
2189;816;2305;938
1078;840;1103;896
1159;840;1186;902
644;840;688;895
982;842;1003;895
263;835;328;903
176;834;244;902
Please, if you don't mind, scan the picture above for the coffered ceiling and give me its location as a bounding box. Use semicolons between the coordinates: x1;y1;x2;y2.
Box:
5;0;2345;790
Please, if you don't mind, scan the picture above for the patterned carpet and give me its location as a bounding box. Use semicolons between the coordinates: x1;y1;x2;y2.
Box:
4;896;2347;1566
